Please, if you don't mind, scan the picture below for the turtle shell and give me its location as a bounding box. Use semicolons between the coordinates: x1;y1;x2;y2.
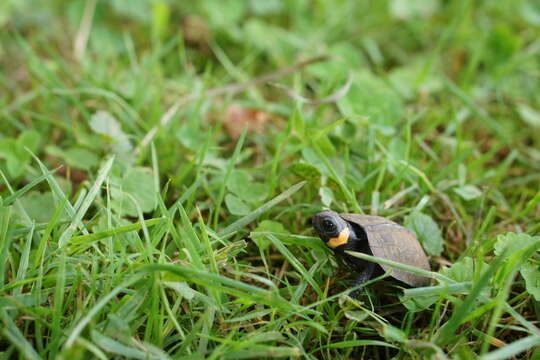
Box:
340;213;431;287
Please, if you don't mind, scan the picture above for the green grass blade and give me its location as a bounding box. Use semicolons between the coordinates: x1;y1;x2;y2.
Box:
0;206;12;286
403;282;472;297
48;250;66;357
139;264;296;312
222;347;301;359
313;144;360;213
250;232;326;250
318;340;397;350
31;200;67;270
1;168;58;206
72;337;108;360
218;181;306;237
0;309;41;360
177;203;204;269
58;156;114;247
479;334;540;360
29;152;81;227
64;273;145;349
213;130;247;228
345;251;454;284
265;233;322;297
435;252;507;346
69;217;165;245
91;330;171;360
14;223;34;296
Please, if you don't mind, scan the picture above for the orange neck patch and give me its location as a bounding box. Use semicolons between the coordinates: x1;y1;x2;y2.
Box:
326;227;350;248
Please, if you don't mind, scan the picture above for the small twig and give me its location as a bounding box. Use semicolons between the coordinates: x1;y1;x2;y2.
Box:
135;55;332;156
74;0;97;60
383;184;418;209
269;71;353;105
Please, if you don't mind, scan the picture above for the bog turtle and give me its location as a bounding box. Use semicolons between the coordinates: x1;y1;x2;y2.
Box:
313;210;431;296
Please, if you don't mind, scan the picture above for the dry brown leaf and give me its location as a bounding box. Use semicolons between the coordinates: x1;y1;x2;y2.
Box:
224;104;272;140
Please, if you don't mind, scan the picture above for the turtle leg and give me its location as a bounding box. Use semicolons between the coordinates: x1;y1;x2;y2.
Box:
349;262;376;299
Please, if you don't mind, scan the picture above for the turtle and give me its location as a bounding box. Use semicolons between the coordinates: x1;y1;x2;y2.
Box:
312;210;431;296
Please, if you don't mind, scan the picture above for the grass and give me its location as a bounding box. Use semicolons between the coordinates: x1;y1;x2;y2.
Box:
1;0;540;359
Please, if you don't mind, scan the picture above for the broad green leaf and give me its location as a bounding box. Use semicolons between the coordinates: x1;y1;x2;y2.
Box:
227;170;251;194
404;211;444;256
344;310;369;322
388;61;443;100
520;261;540;301
290;162;321;182
0;138;16;159
47;146;99;170
90;111;132;154
494;233;540;258
225;194;251;216
438;257;492;299
227;170;268;203
435;254;508;346
111;167;157;217
252;220;289;250
202;0;246;28
16;192;67;223
402;282;474;313
338;71;403;135
454;185;483;201
176;125;207;151
319;187;334;207
440;257;487;283
62;148;99;170
2;168;58;207
6;156;25;178
401;292;439;313
380;323;408;343
0;131;41;178
17;130;40;154
219;181;306;237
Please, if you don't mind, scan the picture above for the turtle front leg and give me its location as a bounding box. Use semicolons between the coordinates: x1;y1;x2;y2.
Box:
349;262;376;299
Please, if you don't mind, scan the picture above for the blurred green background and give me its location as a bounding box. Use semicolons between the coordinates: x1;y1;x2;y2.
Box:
1;0;540;359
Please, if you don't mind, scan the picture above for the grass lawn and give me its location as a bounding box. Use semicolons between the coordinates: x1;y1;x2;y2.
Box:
1;0;540;359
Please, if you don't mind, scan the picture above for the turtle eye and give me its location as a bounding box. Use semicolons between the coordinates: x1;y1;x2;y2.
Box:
322;219;337;233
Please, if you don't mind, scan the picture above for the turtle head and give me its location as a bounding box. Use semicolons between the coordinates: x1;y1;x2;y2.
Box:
313;210;350;249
